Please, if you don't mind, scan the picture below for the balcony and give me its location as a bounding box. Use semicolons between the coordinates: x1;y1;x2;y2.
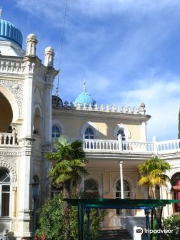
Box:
0;132;18;146
83;139;180;155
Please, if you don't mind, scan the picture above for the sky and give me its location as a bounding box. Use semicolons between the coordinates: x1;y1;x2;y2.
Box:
2;0;180;141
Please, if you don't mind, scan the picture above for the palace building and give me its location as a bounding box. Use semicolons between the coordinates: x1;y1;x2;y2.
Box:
0;16;180;240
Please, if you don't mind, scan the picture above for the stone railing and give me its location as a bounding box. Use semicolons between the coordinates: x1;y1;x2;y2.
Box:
0;59;35;74
83;139;180;154
0;132;18;146
0;59;24;73
53;100;146;115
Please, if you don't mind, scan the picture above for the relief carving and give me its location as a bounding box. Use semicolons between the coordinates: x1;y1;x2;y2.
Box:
0;79;23;117
0;156;17;182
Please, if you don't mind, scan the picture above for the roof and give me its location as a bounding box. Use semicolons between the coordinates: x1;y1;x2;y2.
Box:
64;198;179;209
74;90;97;107
0;19;23;47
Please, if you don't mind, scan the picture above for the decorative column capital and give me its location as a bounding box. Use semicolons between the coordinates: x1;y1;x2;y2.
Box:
44;46;55;67
26;34;38;56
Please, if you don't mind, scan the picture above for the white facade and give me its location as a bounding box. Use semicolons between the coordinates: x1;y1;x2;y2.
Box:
0;17;180;240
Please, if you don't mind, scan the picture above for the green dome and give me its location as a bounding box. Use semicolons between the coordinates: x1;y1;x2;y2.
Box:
0;19;23;47
74;81;97;107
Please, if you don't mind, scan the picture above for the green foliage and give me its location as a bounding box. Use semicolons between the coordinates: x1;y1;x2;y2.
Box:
36;194;104;240
88;209;104;240
69;207;79;240
46;138;88;197
138;157;171;199
36;194;66;240
163;215;180;240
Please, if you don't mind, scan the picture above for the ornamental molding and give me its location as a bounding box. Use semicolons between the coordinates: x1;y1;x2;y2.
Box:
0;149;22;156
53;101;146;115
0;79;23;117
0;59;24;74
0;156;17;182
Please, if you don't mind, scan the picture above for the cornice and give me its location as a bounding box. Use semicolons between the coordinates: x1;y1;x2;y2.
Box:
53;108;150;123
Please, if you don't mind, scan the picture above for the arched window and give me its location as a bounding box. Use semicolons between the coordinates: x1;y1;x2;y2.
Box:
117;129;126;141
33;107;42;135
116;180;130;215
52;125;61;140
85;127;94;139
116;180;130;198
84;179;98;192
0;168;11;216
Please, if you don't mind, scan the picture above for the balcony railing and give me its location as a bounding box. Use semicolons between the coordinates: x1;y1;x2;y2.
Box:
83;139;180;154
0;132;18;146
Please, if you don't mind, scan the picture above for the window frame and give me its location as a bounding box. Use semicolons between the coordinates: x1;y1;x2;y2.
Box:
52;125;61;140
84;179;99;192
0;169;11;217
84;127;95;139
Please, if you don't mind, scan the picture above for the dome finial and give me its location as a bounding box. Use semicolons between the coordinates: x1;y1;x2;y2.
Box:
83;79;86;92
56;73;60;97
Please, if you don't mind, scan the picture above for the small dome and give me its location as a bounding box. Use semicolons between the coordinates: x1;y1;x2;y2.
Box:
74;90;96;107
52;95;63;107
27;33;37;41
0;19;23;47
45;46;54;52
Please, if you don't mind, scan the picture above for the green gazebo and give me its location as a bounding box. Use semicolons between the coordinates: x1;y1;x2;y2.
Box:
65;198;179;240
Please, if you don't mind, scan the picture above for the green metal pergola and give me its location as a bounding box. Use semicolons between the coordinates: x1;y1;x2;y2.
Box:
64;198;179;240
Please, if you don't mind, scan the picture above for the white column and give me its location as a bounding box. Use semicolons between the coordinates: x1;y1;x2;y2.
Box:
44;83;53;143
119;161;124;199
11;187;16;217
22;73;33;137
141;122;147;142
18;154;31;212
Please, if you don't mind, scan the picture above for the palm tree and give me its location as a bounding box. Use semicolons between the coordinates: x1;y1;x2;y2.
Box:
138;157;171;233
46;136;88;198
138;156;171;199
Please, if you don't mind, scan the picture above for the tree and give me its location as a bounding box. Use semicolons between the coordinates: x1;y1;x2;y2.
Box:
138;156;171;199
46;137;88;197
46;137;88;239
138;157;171;232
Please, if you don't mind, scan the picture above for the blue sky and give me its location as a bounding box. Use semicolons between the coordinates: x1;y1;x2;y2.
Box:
2;0;180;141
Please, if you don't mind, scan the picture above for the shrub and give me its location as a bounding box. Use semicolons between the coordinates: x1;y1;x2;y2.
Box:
36;194;104;240
36;194;66;240
163;214;180;240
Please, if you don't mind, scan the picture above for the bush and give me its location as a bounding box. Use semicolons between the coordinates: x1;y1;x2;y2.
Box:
36;194;66;240
36;194;103;240
163;214;180;240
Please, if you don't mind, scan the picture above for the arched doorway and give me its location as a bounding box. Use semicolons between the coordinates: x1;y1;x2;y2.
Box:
0;92;13;132
171;172;180;212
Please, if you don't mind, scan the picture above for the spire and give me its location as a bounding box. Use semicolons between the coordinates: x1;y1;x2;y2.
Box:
56;74;60;97
83;79;86;92
0;7;2;19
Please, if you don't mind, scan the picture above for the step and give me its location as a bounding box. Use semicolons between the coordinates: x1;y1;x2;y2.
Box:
96;229;132;240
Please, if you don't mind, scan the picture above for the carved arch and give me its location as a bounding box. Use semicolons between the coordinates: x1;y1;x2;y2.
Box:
0;162;17;182
81;122;99;138
114;124;131;139
0;84;19;122
52;119;65;134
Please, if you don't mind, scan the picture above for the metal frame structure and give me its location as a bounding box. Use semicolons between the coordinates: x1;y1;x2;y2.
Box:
64;198;179;240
